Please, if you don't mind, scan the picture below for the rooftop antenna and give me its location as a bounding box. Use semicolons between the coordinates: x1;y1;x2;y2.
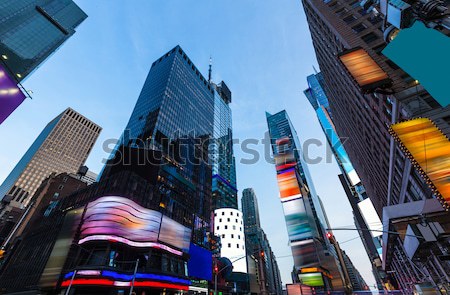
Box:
208;56;212;83
313;65;319;74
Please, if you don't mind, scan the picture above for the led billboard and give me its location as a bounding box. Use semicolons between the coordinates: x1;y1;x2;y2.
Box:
298;272;325;287
291;240;319;269
276;168;301;201
79;196;192;253
0;64;26;124
390;118;450;208
339;47;391;92
282;198;313;242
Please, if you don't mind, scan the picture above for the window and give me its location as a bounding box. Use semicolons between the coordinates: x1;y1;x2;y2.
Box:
237;213;239;217
343;14;357;24
361;32;378;44
233;225;236;230
352;23;366;33
237;244;240;249
238;235;240;239
225;225;228;230
235;219;238;223
222;212;225;216
217;226;219;230
219;218;222;222
222;234;225;238
227;218;230;222
230;212;233;216
58;184;64;190
231;234;234;238
228;243;231;248
62;176;68;183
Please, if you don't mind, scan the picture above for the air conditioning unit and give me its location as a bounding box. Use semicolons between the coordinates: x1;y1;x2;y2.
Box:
387;0;414;29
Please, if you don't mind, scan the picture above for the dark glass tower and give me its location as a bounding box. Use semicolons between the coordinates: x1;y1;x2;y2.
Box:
0;0;87;81
266;110;345;292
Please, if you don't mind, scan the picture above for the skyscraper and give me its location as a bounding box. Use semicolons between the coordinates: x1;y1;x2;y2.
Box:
0;0;87;124
266;110;345;292
304;72;384;289
0;108;101;243
301;0;450;292
210;81;238;210
0;0;87;81
242;188;283;295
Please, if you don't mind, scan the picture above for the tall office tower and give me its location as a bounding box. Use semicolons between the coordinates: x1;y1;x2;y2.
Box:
0;0;87;81
0;0;87;123
341;250;369;291
301;0;450;292
210;81;238;210
0;108;101;242
304;72;384;289
241;188;283;295
267;110;345;292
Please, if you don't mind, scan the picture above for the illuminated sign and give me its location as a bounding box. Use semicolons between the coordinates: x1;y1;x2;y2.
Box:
276;168;301;201
390;118;450;209
60;278;189;290
339;47;391;92
0;64;26;124
298;272;325;287
187;243;213;281
79;196;192;252
282;198;313;242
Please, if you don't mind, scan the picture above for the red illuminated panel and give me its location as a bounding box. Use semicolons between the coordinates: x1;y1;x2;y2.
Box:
61;279;189;291
276;169;301;201
390;118;450;209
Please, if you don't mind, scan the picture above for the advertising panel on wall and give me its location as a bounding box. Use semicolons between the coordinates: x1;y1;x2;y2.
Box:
298;272;325;287
78;196;192;254
390;118;450;209
40;209;83;288
187;243;212;281
276;168;302;201
291;240;319;269
282;198;313;242
0;64;26;124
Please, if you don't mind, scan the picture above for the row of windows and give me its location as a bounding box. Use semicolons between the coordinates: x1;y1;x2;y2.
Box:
214;211;240;217
221;233;241;240
216;225;242;232
217;218;242;224
226;243;245;250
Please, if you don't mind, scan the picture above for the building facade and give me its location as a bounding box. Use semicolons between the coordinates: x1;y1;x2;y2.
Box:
0;108;101;244
300;0;450;292
266;110;345;292
341;250;369;291
241;188;283;295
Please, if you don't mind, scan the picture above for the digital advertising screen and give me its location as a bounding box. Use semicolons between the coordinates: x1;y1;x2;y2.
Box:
159;215;192;252
282;198;313;242
187;243;212;281
298;272;325;287
276;168;301;201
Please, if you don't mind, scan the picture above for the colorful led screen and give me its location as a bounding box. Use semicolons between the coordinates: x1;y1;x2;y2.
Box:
79;196;192;252
390;118;450;209
339;48;391;92
282;198;313;242
0;64;26;124
298;272;325;287
276;168;301;201
291;240;319;269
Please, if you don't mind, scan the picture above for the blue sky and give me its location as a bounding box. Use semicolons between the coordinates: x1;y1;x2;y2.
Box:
0;0;376;288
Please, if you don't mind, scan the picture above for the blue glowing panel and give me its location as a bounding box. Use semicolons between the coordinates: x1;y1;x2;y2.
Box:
187;243;212;281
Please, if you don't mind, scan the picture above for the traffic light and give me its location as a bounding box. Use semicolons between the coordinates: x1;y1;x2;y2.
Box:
214;264;219;274
260;250;265;259
326;232;333;240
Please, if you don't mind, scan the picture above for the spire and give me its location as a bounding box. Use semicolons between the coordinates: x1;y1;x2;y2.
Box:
208;56;212;83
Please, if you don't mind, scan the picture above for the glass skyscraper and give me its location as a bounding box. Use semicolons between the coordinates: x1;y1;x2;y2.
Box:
304;72;385;289
266;110;344;291
0;0;87;81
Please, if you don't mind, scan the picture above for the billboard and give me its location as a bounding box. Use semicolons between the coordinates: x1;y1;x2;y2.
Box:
282;198;313;242
390;118;450;208
291;240;319;269
298;272;325;287
0;64;26;124
276;168;301;201
382;22;450;107
187;243;212;281
339;47;391;92
79;196;192;253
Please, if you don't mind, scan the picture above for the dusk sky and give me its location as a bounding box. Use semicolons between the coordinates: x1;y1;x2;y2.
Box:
0;1;376;288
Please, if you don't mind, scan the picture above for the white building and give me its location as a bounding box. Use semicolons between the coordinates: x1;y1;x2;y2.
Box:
214;208;247;273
